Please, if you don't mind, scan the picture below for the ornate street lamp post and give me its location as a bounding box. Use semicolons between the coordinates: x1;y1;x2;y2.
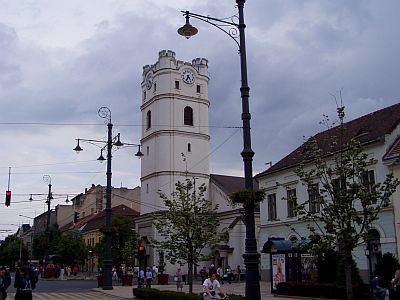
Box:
73;107;143;290
43;175;53;273
178;1;261;299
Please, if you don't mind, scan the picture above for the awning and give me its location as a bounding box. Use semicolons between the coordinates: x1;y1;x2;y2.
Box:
262;239;310;253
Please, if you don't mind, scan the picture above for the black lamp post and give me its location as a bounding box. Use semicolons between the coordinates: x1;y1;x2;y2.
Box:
73;107;143;290
178;1;260;299
43;175;53;271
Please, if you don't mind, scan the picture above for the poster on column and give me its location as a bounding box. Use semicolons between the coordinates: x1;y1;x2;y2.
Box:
272;253;286;291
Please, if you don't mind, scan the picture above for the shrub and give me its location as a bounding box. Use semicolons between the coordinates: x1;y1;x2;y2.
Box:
276;282;372;299
374;252;400;288
132;288;243;300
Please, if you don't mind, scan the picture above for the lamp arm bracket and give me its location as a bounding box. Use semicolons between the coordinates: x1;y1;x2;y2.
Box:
181;11;240;49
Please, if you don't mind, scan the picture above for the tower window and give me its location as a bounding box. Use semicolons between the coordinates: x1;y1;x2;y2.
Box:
184;106;193;126
175;80;180;89
146;146;149;156
188;143;191;153
146;184;149;193
143;90;146;100
153;82;157;92
196;85;201;93
146;110;152;129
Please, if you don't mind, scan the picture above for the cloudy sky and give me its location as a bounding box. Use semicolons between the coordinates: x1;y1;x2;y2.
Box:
1;0;399;239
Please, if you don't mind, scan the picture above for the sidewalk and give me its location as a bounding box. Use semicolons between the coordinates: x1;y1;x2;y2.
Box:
93;281;320;300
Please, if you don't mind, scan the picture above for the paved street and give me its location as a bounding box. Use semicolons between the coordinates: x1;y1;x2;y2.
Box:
5;275;321;300
8;290;126;300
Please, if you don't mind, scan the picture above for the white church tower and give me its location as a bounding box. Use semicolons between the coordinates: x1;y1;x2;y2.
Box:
140;50;210;214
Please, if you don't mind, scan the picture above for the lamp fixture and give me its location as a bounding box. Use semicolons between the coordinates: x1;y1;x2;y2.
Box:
97;149;106;162
177;11;198;39
73;139;83;153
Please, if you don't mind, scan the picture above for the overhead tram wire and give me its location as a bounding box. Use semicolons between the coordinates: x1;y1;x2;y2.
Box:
0;121;241;129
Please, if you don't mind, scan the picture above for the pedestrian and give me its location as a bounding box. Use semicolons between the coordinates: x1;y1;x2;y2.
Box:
203;270;227;300
59;264;65;281
226;266;233;284
371;273;387;300
217;266;224;284
145;268;153;288
391;269;400;300
209;264;216;274
14;265;37;300
112;267;118;281
175;268;183;292
0;266;11;299
152;265;158;279
66;265;71;277
200;267;207;284
73;264;78;276
138;269;145;288
235;265;241;282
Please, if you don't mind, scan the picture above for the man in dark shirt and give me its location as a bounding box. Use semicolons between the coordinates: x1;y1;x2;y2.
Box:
371;274;386;300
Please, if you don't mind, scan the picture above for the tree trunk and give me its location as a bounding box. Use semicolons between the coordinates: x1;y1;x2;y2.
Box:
188;260;193;293
345;251;353;300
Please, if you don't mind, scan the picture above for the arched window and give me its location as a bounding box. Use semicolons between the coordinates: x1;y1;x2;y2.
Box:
146;110;151;129
184;106;193;126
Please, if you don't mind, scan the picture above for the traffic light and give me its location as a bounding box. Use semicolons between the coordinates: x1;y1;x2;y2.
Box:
74;212;80;223
137;245;146;260
5;191;11;207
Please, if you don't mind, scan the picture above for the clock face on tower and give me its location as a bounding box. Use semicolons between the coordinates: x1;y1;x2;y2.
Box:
181;69;195;84
145;72;153;90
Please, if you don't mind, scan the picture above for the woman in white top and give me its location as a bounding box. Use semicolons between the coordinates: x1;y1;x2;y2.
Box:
203;271;227;300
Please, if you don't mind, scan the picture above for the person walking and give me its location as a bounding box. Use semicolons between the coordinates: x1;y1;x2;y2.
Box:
0;267;11;299
391;269;400;300
200;267;207;284
217;266;224;284
371;273;387;300
235;265;241;282
226;266;233;284
145;268;153;288
14;265;37;300
175;268;183;292
138;269;145;288
73;264;78;276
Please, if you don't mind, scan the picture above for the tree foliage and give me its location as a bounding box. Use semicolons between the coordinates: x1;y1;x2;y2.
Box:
152;179;227;293
0;235;28;267
294;106;400;300
32;225;61;261
56;231;88;265
98;214;138;267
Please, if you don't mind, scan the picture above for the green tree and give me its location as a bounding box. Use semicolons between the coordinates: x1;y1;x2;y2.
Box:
375;252;400;287
294;106;400;300
152;179;227;293
98;214;138;268
32;225;61;261
56;231;88;265
0;235;28;267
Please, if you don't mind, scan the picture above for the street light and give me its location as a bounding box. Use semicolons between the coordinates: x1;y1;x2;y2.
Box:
178;1;260;299
43;175;53;272
73;106;143;290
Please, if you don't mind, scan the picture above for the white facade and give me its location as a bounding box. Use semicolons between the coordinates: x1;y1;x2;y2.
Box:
256;105;400;282
135;51;255;277
140;50;210;215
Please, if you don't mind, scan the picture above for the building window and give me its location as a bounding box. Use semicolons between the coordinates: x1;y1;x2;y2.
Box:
308;184;320;213
146;110;151;129
175;80;180;89
146;146;149;156
267;193;277;221
362;170;376;193
196;84;201;93
143;90;146;100
287;188;297;218
184;106;193;126
188;143;191;153
153;82;157;92
146;184;149;193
